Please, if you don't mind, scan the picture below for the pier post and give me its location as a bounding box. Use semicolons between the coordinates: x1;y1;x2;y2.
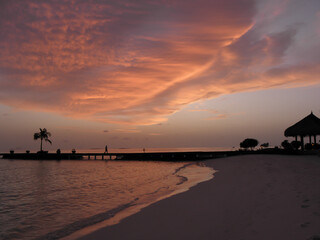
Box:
94;155;96;160
102;155;104;160
88;155;90;160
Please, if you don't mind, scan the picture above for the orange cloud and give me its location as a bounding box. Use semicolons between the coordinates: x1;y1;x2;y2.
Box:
0;0;319;125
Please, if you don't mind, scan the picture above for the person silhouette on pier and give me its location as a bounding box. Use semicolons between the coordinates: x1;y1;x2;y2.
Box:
105;145;108;154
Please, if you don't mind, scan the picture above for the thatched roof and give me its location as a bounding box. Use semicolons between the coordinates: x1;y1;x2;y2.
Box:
284;112;320;137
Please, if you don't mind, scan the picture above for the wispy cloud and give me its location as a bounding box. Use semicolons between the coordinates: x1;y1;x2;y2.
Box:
0;0;319;125
114;128;140;133
188;108;231;120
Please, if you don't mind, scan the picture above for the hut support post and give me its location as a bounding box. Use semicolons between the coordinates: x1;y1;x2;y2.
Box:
300;135;304;151
309;135;312;144
314;135;317;144
295;136;298;141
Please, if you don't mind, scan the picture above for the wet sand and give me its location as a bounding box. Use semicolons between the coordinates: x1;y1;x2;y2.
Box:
79;154;320;240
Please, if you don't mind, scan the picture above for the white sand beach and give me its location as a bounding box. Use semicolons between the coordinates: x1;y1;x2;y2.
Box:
78;154;320;240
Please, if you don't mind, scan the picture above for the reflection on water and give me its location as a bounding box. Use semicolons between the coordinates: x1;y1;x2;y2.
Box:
0;159;213;240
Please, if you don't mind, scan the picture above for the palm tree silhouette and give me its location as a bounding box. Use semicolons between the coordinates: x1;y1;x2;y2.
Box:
34;128;52;152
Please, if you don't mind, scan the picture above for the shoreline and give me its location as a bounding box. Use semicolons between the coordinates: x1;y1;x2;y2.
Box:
61;162;215;240
77;154;320;240
2;148;318;161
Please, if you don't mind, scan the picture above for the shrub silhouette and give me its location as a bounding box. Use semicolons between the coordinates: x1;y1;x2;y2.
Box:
281;140;293;151
305;143;313;150
240;138;259;150
291;140;301;150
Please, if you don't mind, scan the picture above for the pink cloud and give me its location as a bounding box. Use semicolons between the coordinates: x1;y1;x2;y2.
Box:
0;0;319;125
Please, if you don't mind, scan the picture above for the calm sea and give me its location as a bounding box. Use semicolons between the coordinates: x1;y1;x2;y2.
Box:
0;150;215;240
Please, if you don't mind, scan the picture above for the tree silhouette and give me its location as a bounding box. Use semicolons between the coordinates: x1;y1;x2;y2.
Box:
34;128;52;152
240;138;259;150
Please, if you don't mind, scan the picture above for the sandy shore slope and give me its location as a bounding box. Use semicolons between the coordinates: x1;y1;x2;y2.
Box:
79;155;320;240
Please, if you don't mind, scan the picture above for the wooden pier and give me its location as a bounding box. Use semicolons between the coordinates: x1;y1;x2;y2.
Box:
0;151;240;161
0;152;113;161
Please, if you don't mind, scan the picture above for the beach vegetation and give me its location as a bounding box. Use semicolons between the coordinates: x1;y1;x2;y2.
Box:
260;142;269;148
281;140;293;151
313;143;320;150
240;138;259;150
34;128;52;152
291;140;301;150
305;143;313;150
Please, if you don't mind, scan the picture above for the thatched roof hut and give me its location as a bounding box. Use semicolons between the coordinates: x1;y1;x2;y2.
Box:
284;112;320;150
285;112;320;136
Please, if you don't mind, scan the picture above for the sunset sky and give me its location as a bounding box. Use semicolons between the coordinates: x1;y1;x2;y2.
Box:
0;0;319;152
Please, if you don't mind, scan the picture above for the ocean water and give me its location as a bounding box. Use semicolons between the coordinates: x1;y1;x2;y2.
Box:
0;158;214;240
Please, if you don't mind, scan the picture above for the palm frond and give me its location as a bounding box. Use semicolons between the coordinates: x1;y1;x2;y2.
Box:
34;133;40;140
